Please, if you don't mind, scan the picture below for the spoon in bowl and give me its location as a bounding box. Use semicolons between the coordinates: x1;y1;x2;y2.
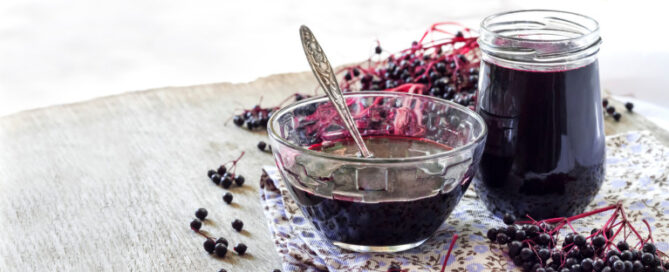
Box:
299;25;373;158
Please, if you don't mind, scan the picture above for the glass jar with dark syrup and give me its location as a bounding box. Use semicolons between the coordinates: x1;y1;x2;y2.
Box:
474;10;605;219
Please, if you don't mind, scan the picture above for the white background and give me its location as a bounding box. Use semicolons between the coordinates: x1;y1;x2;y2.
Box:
1;0;667;128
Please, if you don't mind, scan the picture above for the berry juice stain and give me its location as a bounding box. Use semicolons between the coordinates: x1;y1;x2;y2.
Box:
474;60;605;219
283;136;467;247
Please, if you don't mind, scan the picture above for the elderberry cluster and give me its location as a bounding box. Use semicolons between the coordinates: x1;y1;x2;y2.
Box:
487;214;668;272
208;164;245;189
344;48;479;108
233;105;275;130
189;208;249;260
602;99;634;122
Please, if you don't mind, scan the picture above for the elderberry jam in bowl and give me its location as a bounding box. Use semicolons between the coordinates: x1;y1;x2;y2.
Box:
268;92;486;252
475;10;605;219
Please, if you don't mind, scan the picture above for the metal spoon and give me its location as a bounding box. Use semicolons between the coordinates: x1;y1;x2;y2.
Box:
299;25;373;158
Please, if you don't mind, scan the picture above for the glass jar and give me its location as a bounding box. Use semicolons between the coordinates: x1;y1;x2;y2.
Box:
474;10;605;219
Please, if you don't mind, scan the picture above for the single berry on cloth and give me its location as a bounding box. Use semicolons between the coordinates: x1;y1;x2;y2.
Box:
195;208;208;220
625;102;634;112
232;219;244;232
602;98;609;107
257;141;267;151
190;219;202;231
223;192;233;204
216;237;228;247
613;112;622;122
273;270;281;272
215;243;227;258
235;175;245;186
204;238;216;253
606;106;616;114
234;243;247;255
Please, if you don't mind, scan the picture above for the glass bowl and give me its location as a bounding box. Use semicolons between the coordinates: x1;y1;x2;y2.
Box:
267;91;487;252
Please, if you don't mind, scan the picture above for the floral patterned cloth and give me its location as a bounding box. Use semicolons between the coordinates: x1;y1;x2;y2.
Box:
259;131;669;272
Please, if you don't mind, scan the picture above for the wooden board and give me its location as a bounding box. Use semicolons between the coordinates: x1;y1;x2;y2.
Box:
0;70;666;271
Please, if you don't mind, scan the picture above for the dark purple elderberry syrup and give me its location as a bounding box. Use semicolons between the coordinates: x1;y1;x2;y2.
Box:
474;60;605;219
283;136;466;247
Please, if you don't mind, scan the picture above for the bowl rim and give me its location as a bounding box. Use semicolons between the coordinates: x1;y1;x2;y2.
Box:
267;91;488;164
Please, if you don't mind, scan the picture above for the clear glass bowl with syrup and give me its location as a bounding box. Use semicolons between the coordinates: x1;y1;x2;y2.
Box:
267;92;487;252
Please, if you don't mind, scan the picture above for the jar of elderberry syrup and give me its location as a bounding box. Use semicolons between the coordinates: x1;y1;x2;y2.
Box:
474;10;604;219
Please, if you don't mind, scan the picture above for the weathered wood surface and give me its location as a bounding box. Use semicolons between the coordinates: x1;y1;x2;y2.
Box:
0;70;666;271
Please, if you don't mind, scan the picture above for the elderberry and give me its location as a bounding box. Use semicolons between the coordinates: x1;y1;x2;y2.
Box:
643;243;656;254
607;106;616;115
190;219;202;231
232;219;244;232
215;243;228;258
204;238;216;253
211;173;221;185
503;213;516;225
195;208;208;220
216;237;228;247
375;46;382;54
257;141;267;151
207;169;217;178
217;165;227;175
613;112;622;122
235;175;245;186
223;192;233;204
234;243;247;255
221;174;233;189
625;102;634;112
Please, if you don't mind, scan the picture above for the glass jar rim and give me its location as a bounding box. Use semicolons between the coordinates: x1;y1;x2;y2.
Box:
267;91;488;164
478;9;602;71
480;9;600;43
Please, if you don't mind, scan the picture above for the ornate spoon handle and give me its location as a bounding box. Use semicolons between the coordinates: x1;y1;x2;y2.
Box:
299;25;373;158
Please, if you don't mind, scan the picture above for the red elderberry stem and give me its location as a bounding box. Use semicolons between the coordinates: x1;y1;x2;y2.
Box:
440;234;458;272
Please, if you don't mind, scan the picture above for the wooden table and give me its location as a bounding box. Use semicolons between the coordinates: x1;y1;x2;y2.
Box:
0;71;666;271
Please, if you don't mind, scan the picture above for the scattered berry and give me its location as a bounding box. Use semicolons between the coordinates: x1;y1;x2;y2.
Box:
625;102;634;112
375;46;382;54
606;106;616;114
603;98;609;107
223;192;233;204
190;219;202;231
232;219;244;232
215;243;228;258
195;208;208;221
233;115;244;126
257;141;267;151
234;243;247;255
273;270;281;272
235;175;245;186
613;112;622;122
204;238;216;254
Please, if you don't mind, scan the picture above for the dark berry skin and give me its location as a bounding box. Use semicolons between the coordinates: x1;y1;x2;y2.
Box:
375;46;382;54
581;258;594;271
503;213;516;225
496;232;509;244
520;247;533;260
538;248;551;261
216;237;228;247
235;175;245;186
625;102;634;112
487;228;498;242
593;259;606;271
613;260;624;272
602;99;609;107
219;269;227;272
215;243;227;258
592;235;606;248
211;174;221;185
207;169;217;178
537;233;551;245
190;219;202;231
195;208;208;220
574;234;586;247
204;238;216;253
257;141;267;151
617;241;630;251
232;219;244;232
613;112;622;122
602;267;612;272
234;243;247;255
223;192;233;204
233;115;244;126
643;243;656;254
221;175;233;189
641;253;654;265
217;165;227;175
273;270;282;272
606;106;616;114
388;263;402;271
621;250;633;261
509;241;523;257
514;229;526;241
